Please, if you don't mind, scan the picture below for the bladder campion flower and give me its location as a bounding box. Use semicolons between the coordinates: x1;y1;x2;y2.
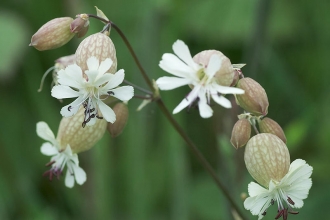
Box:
244;134;313;220
51;56;134;126
37;122;86;188
156;40;244;118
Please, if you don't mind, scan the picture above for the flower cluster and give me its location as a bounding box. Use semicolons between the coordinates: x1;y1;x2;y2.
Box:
32;11;133;188
31;9;313;220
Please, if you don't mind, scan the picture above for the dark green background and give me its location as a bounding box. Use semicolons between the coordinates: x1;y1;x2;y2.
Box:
0;0;328;219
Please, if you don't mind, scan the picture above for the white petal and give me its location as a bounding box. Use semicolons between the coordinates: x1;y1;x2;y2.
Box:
110;86;134;101
211;94;232;108
198;93;213;118
94;73;112;87
65;170;75;188
51;85;81;99
40;143;58;156
248;182;268;197
57;64;83;88
87;56;99;71
72;164;87;185
60;96;86;117
98;101;116;123
98;58;113;75
172;40;200;70
156;76;192;90
36;121;56;143
160;53;198;79
104;69;125;89
244;182;272;217
173;85;200;114
213;84;245;94
205;54;221;82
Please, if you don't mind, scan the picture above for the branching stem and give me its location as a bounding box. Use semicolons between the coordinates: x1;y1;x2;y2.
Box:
88;14;248;219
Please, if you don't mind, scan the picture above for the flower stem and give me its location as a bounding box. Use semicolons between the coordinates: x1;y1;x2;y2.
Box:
124;79;153;95
111;21;248;219
85;14;250;218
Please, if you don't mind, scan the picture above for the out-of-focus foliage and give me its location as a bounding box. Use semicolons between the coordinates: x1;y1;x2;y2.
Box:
0;0;329;219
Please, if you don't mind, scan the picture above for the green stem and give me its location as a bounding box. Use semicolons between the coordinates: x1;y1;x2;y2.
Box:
88;15;249;219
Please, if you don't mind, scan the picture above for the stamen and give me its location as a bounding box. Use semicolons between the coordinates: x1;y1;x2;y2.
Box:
68;106;72;111
45;160;56;167
96;115;103;119
288;210;299;215
271;199;275;205
108;91;115;96
287;197;295;205
275;209;284;219
283;208;288;220
262;211;267;216
38;66;56;92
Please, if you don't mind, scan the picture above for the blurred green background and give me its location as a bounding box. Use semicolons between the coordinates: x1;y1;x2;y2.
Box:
0;0;329;219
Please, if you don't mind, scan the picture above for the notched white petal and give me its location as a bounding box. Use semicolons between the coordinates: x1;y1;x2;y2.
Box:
110;86;134;101
172;40;199;70
98;101;116;123
73;165;87;185
51;85;81;99
98;58;113;76
205;54;222;81
211;95;232;108
104;69;125;89
156;76;192;90
65;170;75;188
36;121;56;142
40;143;58;156
86;56;99;72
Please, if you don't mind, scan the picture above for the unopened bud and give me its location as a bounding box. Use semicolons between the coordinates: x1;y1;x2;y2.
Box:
244;133;290;187
230;119;251;149
55;54;76;69
70;14;89;38
236;77;269;116
75;33;117;73
193;50;235;86
107;103;129;137
56;107;107;154
30;17;75;51
258;117;287;144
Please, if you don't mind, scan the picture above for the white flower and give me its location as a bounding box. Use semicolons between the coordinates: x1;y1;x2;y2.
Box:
244;159;313;220
51;56;134;126
156;40;244;118
37;121;86;188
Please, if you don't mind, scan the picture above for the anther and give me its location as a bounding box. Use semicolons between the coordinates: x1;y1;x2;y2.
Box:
275;209;284;219
271;199;275;205
68;106;72;111
287;196;295;205
96;115;103;119
288;210;299;215
45;161;56;167
108;91;115;95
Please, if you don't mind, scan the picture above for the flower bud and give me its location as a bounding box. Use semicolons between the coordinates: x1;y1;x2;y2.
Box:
236;77;269;116
75;33;117;73
56;107;107;154
70;14;89;38
193;50;235;86
55;54;76;69
107;103;129;137
258;117;287;144
244;133;290;187
30;17;75;51
230;118;251;149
